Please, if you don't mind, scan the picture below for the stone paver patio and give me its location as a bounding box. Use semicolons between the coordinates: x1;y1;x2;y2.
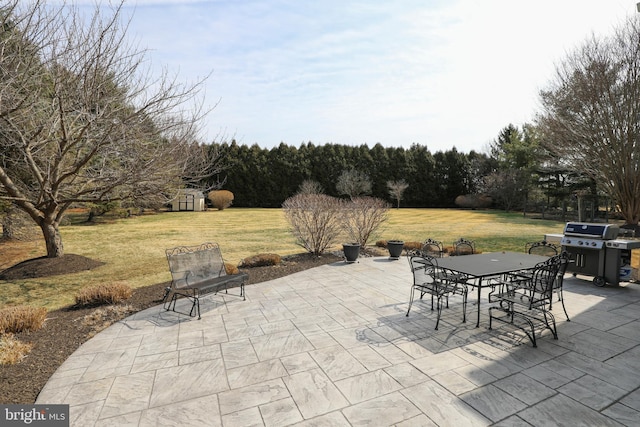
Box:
36;256;640;426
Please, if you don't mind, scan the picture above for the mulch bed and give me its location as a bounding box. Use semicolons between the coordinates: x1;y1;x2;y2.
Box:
0;251;343;404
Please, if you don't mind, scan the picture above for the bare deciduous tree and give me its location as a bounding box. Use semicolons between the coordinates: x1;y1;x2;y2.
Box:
336;169;371;200
296;179;324;195
0;1;222;257
386;180;409;209
537;15;640;226
341;196;390;247
482;170;528;212
282;194;343;255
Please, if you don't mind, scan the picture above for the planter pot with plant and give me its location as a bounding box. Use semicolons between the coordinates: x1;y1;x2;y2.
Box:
387;240;404;259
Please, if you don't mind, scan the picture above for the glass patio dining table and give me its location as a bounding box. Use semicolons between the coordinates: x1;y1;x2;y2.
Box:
436;251;549;327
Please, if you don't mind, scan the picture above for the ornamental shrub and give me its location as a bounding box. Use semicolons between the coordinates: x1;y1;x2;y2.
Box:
75;282;133;306
341;196;390;247
208;190;234;210
224;262;240;275
454;194;492;209
0;306;47;334
240;253;282;267
283;194;343;255
0;334;34;365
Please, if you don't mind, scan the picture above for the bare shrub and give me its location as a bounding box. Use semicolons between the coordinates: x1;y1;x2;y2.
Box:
341;197;390;247
240;253;282;267
403;241;423;251
208;190;235;210
0;306;47;334
283;194;343;255
376;240;409;249
75;282;133;307
454;194;492;209
0;334;34;365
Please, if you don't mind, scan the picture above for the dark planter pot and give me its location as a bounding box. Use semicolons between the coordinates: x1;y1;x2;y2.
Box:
387;240;404;259
343;243;360;263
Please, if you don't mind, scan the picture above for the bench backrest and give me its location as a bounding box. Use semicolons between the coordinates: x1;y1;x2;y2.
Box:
166;242;227;289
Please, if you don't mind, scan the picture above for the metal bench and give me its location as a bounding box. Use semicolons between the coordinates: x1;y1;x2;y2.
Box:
163;242;247;319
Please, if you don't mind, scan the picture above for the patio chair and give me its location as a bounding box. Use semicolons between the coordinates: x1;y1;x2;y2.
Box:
504;240;560;285
488;255;561;347
452;238;475;256
422;238;444;258
406;255;468;330
519;243;568;320
526;240;559;257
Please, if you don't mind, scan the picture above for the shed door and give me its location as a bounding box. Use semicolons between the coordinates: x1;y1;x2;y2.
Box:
179;194;195;211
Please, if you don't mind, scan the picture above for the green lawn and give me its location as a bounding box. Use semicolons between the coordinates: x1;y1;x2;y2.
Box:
0;208;565;310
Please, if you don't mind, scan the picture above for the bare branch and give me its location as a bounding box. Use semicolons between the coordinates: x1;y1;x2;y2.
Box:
537;15;640;224
282;194;343;255
0;1;222;256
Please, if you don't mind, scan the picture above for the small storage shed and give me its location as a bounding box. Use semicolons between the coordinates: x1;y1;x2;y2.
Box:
171;189;205;212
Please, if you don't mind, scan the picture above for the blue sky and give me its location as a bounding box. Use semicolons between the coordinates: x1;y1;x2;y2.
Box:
111;0;635;153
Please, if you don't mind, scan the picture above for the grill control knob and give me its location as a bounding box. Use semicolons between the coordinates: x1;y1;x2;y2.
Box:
591;242;597;247
578;241;583;245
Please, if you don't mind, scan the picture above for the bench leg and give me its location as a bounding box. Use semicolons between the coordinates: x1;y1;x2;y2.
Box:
192;290;201;319
164;290;201;319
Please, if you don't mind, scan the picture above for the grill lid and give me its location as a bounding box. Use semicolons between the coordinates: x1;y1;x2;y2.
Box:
563;222;619;240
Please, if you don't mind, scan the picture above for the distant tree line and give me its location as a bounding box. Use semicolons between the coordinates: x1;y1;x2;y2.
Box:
205;141;480;208
202;133;599;215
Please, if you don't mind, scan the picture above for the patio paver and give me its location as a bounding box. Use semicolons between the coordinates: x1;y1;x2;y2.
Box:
36;256;640;426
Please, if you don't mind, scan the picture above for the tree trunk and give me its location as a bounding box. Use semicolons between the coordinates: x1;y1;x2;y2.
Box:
40;222;64;257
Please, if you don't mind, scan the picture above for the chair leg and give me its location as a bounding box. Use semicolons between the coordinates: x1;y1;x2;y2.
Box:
461;289;467;323
558;289;570;321
521;315;537;348
406;286;416;316
488;306;495;330
434;296;443;330
542;310;558;340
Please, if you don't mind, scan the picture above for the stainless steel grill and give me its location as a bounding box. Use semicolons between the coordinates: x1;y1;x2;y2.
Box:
561;222;640;286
